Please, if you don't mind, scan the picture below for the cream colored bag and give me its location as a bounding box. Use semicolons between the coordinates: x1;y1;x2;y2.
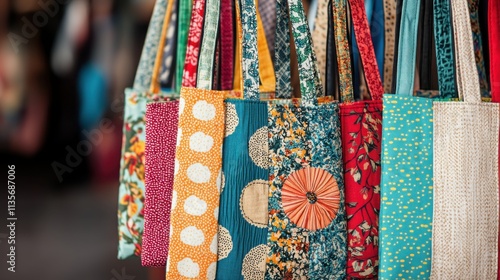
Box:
431;0;500;278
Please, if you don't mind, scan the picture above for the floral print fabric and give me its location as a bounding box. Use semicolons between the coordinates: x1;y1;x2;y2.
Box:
266;102;346;280
117;89;171;259
340;101;382;279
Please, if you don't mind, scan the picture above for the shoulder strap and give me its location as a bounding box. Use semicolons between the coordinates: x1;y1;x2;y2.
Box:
394;0;421;95
196;0;221;89
433;0;457;98
349;0;384;99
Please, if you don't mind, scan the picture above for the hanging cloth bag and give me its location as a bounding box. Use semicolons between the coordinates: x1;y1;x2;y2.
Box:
430;0;500;278
215;0;279;277
379;0;437;278
117;0;173;259
265;0;347;278
165;0;228;277
341;0;384;278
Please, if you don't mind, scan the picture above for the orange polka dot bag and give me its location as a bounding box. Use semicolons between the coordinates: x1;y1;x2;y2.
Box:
165;0;227;277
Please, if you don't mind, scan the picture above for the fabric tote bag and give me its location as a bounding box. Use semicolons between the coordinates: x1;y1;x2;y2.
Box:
165;0;227;278
379;0;434;278
215;0;277;278
340;0;384;278
430;0;500;278
142;0;180;267
265;0;347;278
117;0;170;259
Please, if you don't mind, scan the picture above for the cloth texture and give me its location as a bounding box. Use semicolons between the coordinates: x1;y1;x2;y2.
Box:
142;101;179;267
166;88;226;279
430;0;500;278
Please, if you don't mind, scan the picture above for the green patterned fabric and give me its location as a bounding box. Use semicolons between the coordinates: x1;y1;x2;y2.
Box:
196;0;220;89
175;0;192;92
433;0;457;98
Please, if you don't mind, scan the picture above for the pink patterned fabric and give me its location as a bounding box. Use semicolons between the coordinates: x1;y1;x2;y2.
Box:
141;101;179;267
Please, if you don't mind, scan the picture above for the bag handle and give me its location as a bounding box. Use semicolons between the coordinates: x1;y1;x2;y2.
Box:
312;0;329;88
241;0;261;100
234;0;276;96
274;0;292;98
450;0;481;103
182;0;207;88
132;0;168;91
175;0;192;93
150;0;176;94
256;5;277;94
334;0;354;102
348;0;384;100
469;0;489;98
394;0;420;95
285;0;324;105
196;0;220;89
220;0;234;90
433;0;457;98
490;0;500;102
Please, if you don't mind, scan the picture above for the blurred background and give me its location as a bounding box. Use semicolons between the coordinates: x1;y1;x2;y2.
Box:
0;0;161;279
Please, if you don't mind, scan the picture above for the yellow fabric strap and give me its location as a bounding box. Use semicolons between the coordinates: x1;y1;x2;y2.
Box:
233;0;276;93
256;3;276;92
150;0;175;93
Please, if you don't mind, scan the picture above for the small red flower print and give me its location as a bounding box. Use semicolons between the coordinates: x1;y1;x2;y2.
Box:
281;167;340;230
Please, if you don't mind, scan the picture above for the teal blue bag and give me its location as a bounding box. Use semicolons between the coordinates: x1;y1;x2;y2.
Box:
379;0;454;278
215;0;276;278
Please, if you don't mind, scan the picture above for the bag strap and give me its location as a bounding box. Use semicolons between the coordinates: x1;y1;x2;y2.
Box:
334;0;354;102
383;0;396;93
394;0;420;95
348;0;384;100
490;0;500;102
175;0;192;93
256;5;277;93
433;0;457;98
312;0;329;88
419;0;433;90
182;0;206;88
159;0;178;89
286;0;323;105
150;0;176;93
132;0;168;91
235;0;276;97
468;0;490;98
196;0;220;89
274;0;292;98
241;0;260;100
450;0;481;103
220;0;234;90
325;0;338;99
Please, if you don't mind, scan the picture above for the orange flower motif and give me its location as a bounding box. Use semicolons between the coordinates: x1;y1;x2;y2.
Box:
281;167;340;231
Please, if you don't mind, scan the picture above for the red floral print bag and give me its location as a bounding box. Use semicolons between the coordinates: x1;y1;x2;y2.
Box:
340;0;384;278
